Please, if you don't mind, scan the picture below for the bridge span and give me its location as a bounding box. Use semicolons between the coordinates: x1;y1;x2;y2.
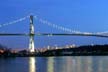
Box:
0;14;108;53
0;33;108;38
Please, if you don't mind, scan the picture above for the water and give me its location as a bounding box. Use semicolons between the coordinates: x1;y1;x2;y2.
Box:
0;56;108;72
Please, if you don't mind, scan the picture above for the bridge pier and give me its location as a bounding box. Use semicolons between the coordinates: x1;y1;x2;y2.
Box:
29;15;35;53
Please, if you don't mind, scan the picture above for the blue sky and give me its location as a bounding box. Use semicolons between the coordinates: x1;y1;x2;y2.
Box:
0;0;108;49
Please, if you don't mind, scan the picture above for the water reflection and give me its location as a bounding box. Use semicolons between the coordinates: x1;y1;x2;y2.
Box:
46;56;93;72
29;57;36;72
47;57;54;72
74;56;93;72
28;56;108;72
46;57;75;72
54;57;74;72
1;56;108;72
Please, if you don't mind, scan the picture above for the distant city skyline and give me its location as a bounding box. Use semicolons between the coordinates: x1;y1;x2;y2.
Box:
0;0;108;49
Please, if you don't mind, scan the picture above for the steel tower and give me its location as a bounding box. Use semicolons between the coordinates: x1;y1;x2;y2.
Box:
29;15;35;52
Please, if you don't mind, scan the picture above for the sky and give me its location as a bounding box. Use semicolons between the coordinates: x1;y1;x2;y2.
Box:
0;0;108;49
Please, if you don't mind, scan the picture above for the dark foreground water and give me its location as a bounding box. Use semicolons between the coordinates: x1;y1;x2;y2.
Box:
0;56;108;72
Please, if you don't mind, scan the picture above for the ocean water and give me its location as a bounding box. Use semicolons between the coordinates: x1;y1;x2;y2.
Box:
0;56;108;72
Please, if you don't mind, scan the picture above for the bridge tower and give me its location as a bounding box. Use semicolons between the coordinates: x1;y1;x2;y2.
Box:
29;15;35;53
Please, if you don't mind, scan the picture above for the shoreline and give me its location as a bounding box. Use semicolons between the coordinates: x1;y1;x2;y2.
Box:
1;44;108;57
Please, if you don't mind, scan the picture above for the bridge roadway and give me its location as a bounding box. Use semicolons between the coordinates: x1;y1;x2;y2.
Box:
0;33;108;38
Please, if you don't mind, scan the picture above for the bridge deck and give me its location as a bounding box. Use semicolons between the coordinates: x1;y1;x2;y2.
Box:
0;33;108;38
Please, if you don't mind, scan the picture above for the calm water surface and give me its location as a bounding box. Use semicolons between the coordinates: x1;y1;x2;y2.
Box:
0;56;108;72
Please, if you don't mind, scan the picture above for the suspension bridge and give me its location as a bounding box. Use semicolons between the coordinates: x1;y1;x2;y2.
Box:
0;14;108;53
